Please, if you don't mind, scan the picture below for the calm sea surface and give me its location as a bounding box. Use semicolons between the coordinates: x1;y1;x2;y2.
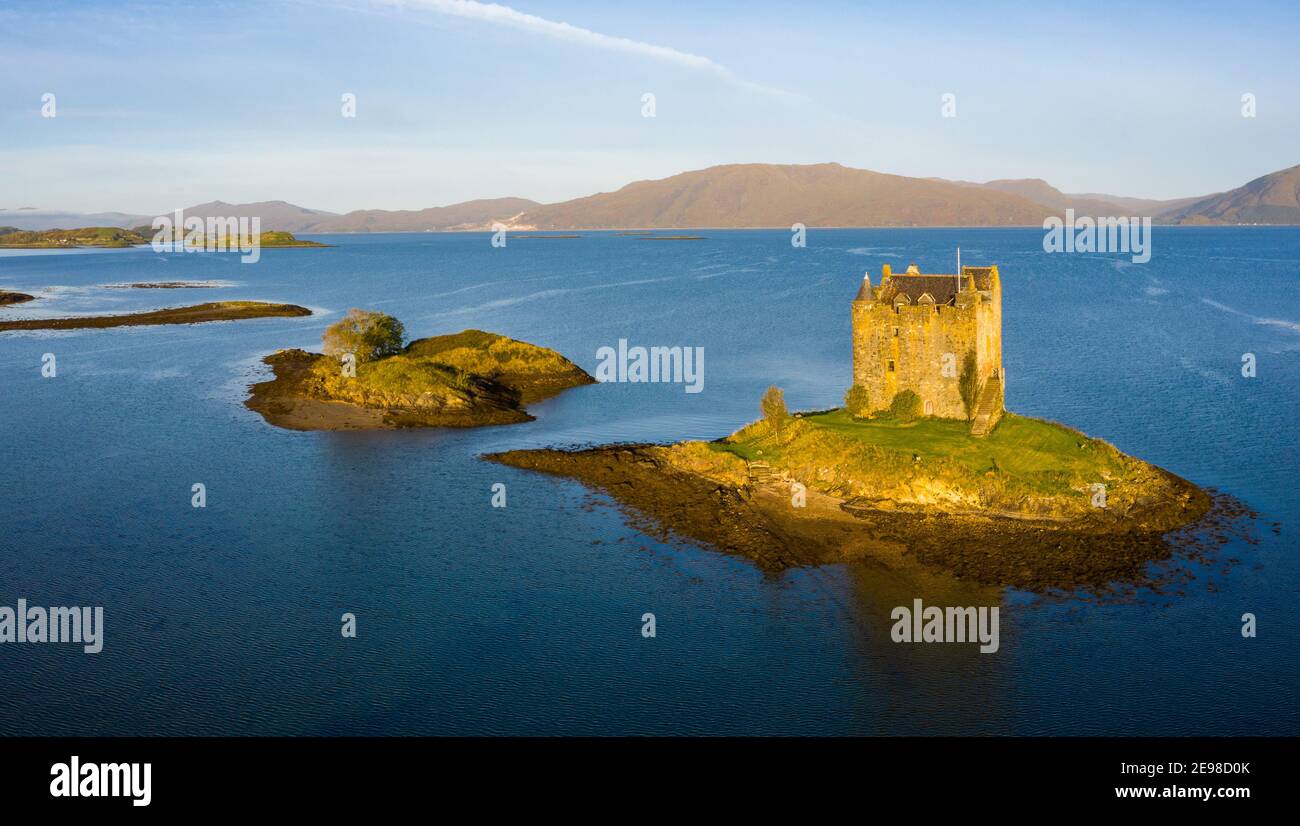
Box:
0;228;1296;735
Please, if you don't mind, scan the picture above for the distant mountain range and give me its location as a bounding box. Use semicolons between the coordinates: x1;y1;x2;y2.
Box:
1158;164;1300;225
6;163;1298;233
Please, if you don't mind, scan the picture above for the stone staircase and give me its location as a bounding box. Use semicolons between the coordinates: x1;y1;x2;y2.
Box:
746;460;775;486
969;376;1003;438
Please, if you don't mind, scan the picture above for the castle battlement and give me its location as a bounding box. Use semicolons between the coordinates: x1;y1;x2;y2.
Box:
851;261;1004;434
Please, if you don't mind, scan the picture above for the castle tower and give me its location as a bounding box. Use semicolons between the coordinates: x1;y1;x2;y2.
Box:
853;270;872;301
850;262;1004;434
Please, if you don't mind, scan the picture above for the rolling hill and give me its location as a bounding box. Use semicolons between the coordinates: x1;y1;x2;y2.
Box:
511;163;1050;229
1160;164;1300;224
965;179;1205;218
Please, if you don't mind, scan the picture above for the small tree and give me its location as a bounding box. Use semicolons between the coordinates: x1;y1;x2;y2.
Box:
958;350;979;421
889;389;923;422
760;385;788;434
322;309;406;364
844;384;871;419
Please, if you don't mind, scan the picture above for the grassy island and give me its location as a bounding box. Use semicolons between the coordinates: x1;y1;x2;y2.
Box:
245;315;594;430
487;400;1215;590
256;230;328;247
0;226;149;248
164;230;330;249
0;226;329;249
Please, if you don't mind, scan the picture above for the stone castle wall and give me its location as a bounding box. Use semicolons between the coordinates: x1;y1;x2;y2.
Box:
851;266;1003;420
970;279;1002;397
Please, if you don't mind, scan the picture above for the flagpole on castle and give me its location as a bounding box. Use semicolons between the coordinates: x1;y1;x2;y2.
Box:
956;247;961;290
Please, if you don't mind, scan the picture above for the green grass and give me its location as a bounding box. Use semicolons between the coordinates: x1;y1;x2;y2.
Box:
404;329;502;359
798;409;1116;477
310;353;473;409
404;329;582;376
306;329;585;410
698;407;1133;506
183;231;327;248
257;231;327;247
708;439;761;461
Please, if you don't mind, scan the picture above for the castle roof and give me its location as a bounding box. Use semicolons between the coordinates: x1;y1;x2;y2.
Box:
890;275;964;305
880;266;997;306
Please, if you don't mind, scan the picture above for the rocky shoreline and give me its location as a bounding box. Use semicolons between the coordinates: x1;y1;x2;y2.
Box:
485;443;1224;591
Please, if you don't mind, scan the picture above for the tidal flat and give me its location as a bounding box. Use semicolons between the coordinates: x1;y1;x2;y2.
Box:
0;300;311;332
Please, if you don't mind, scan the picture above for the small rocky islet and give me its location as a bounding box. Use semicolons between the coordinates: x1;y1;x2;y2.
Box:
245;326;595;430
0;291;36;306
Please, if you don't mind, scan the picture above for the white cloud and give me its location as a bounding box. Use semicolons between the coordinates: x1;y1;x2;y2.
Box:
378;0;793;98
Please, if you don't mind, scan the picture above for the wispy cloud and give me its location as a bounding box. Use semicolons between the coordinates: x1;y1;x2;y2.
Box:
377;0;794;98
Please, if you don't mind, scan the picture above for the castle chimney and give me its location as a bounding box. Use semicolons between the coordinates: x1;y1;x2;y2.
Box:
881;263;892;281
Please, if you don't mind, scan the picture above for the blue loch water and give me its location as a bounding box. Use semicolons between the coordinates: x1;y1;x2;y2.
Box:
0;228;1296;735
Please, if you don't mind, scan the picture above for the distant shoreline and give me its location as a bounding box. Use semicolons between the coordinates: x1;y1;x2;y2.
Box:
294;223;1298;235
4;225;1292;242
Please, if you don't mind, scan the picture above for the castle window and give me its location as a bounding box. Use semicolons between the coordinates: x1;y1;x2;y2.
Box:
888;360;895;372
893;327;899;337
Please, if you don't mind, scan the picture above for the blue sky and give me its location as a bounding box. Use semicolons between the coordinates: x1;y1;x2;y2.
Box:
2;0;1297;213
